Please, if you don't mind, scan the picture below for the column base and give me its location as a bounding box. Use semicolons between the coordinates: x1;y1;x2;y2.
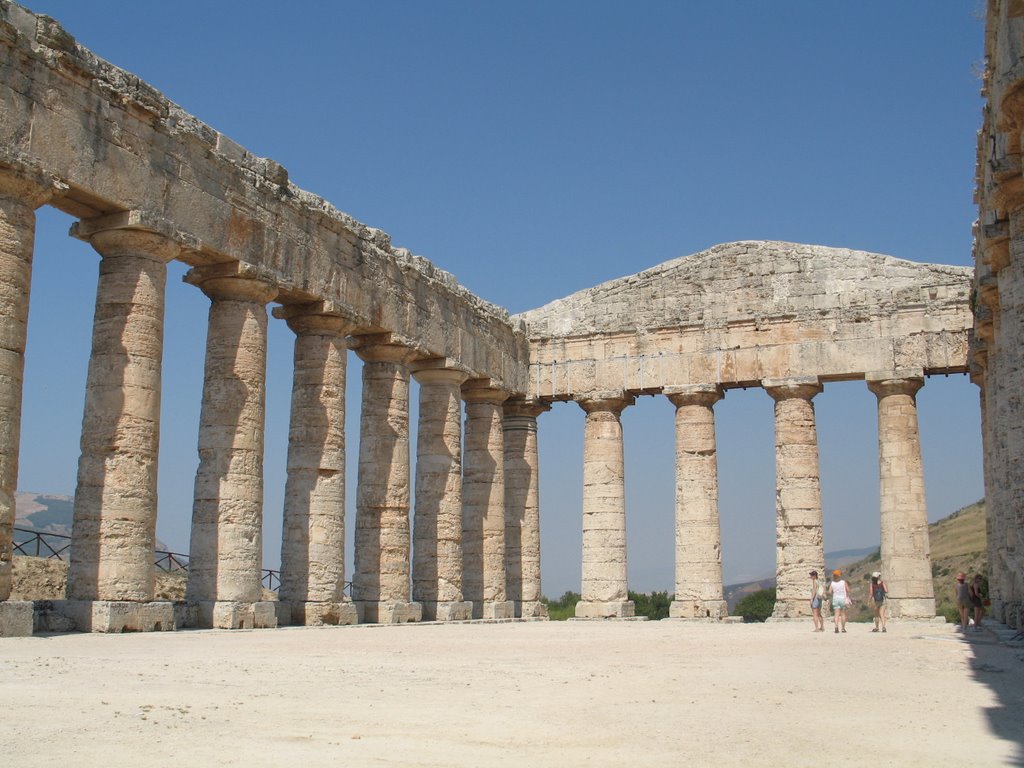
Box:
516;600;550;619
0;600;34;636
356;600;422;624
282;600;359;626
574;600;635;619
480;600;515;620
47;600;176;633
669;599;728;620
769;598;810;620
186;600;279;630
887;597;936;620
421;600;473;622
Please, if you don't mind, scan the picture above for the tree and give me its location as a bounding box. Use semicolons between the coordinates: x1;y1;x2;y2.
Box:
734;588;776;622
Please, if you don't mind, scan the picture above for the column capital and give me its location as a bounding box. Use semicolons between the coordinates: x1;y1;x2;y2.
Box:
186;263;278;304
866;371;924;399
411;357;471;386
763;377;822;402
350;333;418;365
576;391;635;415
462;378;509;405
75;227;182;264
0;164;66;209
503;396;551;420
274;302;355;337
664;384;724;409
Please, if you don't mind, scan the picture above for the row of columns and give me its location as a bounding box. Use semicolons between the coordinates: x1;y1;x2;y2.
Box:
0;171;547;633
572;375;936;620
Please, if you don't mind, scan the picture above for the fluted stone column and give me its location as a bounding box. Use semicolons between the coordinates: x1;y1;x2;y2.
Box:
412;364;472;621
504;398;550;619
765;378;824;620
0;168;59;637
276;305;357;626
462;380;512;619
64;221;180;632
666;385;727;620
867;371;936;618
575;394;635;619
352;337;421;624
185;267;278;630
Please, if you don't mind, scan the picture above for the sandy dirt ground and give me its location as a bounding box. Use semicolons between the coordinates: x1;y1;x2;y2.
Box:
1;618;1022;767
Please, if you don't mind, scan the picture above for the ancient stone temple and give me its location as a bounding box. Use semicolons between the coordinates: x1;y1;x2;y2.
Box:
973;0;1024;633
0;0;998;636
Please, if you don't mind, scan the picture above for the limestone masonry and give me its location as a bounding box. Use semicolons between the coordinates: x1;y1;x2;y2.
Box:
0;0;1013;636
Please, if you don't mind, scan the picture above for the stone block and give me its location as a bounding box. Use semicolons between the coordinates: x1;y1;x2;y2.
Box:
427;600;473;622
517;600;549;619
481;600;514;620
574;599;635;619
669;599;728;620
286;600;359;626
356;600;422;624
0;600;33;636
48;600;176;633
191;600;279;629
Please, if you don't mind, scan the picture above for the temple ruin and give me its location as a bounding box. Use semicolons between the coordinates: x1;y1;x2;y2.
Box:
0;1;1009;636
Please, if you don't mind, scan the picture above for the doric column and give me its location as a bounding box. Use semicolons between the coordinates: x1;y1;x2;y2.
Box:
665;385;727;620
276;304;357;626
764;377;824;620
867;371;936;618
575;393;635;619
0;167;60;637
64;217;180;632
411;363;472;621
462;379;512;619
503;397;550;619
185;266;278;630
352;336;421;624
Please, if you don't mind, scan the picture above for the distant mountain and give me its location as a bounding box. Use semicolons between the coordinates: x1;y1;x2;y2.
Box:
14;491;169;552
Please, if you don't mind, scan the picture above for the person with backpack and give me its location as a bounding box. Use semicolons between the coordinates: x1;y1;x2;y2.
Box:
827;569;853;633
809;570;826;632
868;571;887;633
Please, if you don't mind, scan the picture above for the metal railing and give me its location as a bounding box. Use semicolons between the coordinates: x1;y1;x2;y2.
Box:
13;526;281;592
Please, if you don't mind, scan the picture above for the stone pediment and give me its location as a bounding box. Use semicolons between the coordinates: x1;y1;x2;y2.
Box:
516;241;973;340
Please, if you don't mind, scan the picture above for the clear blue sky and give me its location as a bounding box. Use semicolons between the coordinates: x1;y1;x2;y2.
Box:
17;2;984;594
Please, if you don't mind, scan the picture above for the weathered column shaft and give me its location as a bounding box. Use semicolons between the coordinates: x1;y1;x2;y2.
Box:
412;366;470;621
462;380;511;619
667;386;727;619
186;273;277;623
503;399;549;619
0;174;53;605
68;229;177;603
278;309;355;625
765;379;824;620
576;395;635;619
868;374;935;618
352;340;420;623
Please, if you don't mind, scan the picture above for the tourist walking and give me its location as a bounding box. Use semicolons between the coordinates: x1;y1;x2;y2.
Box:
809;570;826;632
968;574;985;631
827;569;852;633
868;571;887;632
955;572;971;631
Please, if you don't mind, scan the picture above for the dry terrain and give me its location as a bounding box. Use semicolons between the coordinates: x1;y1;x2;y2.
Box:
1;619;1021;767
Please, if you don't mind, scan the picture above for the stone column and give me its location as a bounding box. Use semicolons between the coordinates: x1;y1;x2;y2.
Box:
411;363;472;621
462;379;513;619
504;398;550;619
575;393;635;619
764;378;824;620
352;337;421;624
185;266;278;630
276;304;357;626
867;371;936;618
0;167;59;638
64;220;180;632
665;385;728;620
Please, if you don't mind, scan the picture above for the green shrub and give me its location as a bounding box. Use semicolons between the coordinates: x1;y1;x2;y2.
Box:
734;588;776;622
629;590;672;621
541;591;581;621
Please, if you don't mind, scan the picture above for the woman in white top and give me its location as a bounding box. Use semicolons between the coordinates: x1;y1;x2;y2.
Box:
827;569;853;633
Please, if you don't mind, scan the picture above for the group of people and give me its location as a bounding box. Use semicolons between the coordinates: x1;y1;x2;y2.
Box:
809;568;989;634
808;568;888;633
955;572;987;632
